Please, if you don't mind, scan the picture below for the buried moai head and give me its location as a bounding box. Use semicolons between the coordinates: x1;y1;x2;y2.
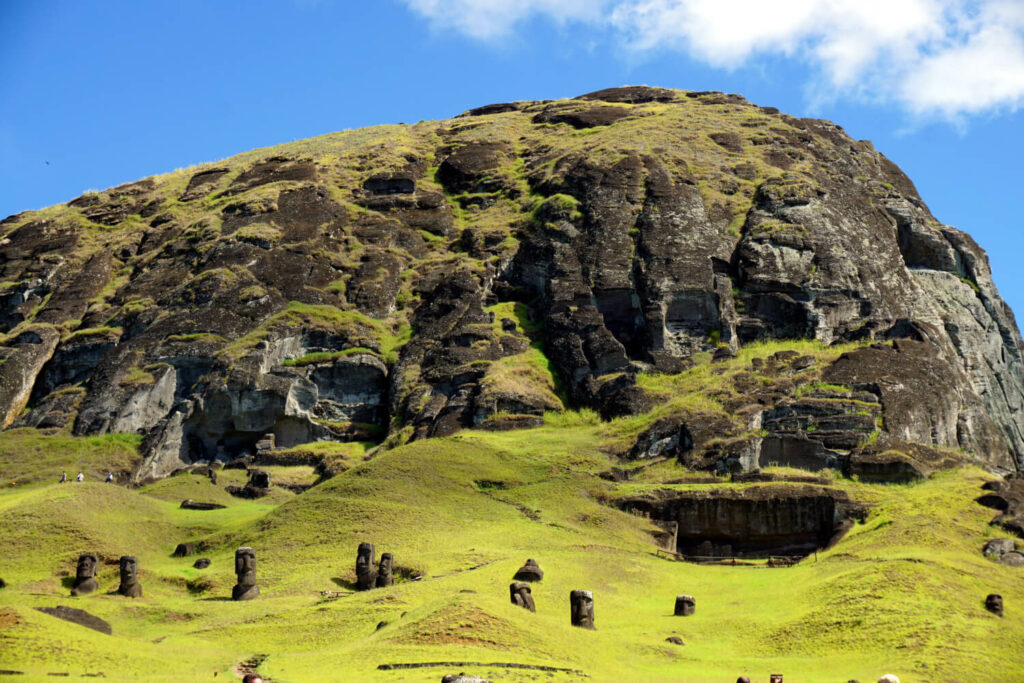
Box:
513;558;543;582
674;594;696;616
71;553;99;596
570;589;595;629
356;542;377;590
375;552;394;588
232;547;259;601
986;593;1003;616
117;555;142;598
510;581;536;612
248;469;271;489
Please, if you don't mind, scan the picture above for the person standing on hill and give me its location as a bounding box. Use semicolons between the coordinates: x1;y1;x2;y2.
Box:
59;472;67;483
105;472;114;483
75;472;83;483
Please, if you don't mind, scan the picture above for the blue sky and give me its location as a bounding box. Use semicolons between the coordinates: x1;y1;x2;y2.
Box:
2;0;1024;315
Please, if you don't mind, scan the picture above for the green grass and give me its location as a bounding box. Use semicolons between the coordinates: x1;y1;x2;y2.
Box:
0;429;143;484
0;420;1020;681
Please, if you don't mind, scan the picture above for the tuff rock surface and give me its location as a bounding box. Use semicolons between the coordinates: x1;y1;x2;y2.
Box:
2;85;1023;480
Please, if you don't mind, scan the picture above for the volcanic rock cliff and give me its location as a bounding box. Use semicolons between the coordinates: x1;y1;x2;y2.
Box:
2;86;1022;481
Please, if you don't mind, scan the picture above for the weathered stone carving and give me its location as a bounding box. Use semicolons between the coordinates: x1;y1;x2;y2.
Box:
356;542;377;590
193;558;211;569
510;581;536;612
513;558;543;582
232;547;259;601
375;552;394;588
248;469;271;489
117;555;142;598
70;553;99;596
173;542;195;557
35;605;112;634
674;594;695;616
180;500;225;510
986;593;1003;616
983;538;1016;559
570;589;595;629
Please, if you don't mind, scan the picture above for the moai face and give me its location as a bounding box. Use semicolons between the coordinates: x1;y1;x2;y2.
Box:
232;547;259;601
118;556;142;598
570;589;595;629
375;552;394;588
356;542;377;590
986;593;1003;616
120;556;137;583
76;554;97;581
71;553;100;596
236;547;257;586
510;581;536;612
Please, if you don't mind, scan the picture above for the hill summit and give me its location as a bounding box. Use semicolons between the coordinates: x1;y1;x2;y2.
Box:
2;85;1022;480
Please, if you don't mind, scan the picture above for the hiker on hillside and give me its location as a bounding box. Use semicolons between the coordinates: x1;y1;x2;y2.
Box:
75;472;83;483
59;472;67;483
105;472;114;483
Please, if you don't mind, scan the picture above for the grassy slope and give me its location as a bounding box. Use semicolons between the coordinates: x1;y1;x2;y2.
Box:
1;423;1022;682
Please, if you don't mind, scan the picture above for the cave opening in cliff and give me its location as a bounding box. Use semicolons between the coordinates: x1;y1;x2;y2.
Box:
621;487;858;559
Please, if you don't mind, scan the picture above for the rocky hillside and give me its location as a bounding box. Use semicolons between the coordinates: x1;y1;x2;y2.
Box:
2;85;1022;481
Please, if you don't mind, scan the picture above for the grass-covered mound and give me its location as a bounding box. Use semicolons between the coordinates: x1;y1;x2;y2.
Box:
0;420;1021;682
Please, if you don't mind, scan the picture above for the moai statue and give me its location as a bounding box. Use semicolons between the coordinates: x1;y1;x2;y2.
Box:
375;552;394;588
117;556;143;598
509;582;536;612
70;553;99;596
674;594;696;616
570;589;595;629
356;542;377;590
737;677;751;683
232;547;259;601
513;558;544;582
986;593;1003;616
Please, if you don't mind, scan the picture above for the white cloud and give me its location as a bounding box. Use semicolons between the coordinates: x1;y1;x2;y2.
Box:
900;3;1024;116
401;0;1024;119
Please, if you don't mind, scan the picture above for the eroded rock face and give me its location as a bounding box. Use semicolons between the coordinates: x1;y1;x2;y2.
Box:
2;87;1024;475
621;486;864;558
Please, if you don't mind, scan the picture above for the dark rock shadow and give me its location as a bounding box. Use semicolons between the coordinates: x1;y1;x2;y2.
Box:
331;577;358;590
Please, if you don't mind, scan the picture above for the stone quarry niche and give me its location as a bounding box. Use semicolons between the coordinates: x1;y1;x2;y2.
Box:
620;485;863;559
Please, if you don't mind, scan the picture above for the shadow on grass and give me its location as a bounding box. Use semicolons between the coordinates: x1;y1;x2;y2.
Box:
331;577;358;590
